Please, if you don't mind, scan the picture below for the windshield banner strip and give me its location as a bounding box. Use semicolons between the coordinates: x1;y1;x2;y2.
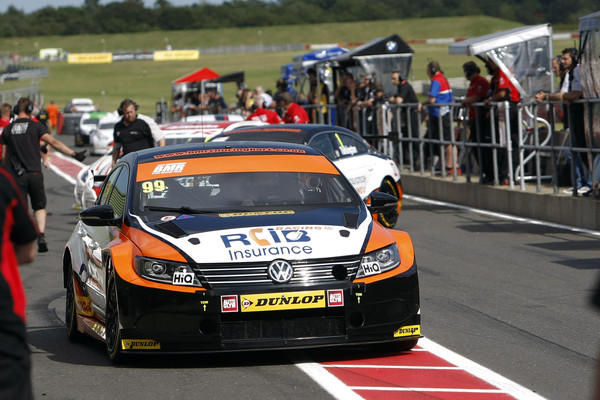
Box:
136;155;337;181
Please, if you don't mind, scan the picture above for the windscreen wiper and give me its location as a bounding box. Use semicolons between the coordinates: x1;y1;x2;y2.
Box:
144;205;213;214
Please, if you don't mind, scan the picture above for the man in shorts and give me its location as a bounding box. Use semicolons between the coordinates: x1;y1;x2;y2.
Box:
1;97;86;252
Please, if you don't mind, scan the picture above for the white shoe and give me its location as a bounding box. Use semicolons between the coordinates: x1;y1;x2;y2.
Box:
563;186;592;195
578;186;592;195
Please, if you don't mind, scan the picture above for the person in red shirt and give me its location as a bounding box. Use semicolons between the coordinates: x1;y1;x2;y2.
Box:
0;103;12;162
484;58;521;185
0;165;37;400
246;93;282;124
0;103;11;130
280;92;309;124
460;61;492;183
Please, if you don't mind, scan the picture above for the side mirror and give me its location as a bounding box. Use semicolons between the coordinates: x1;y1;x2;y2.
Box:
367;191;398;214
79;205;120;226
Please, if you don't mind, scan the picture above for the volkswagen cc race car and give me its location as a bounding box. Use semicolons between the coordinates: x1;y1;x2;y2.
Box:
209;124;402;228
63;142;420;362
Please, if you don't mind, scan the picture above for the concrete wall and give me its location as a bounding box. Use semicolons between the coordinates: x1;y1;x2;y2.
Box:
402;173;600;231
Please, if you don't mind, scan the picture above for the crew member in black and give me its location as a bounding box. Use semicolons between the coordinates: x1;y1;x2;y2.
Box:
1;97;86;252
112;99;165;166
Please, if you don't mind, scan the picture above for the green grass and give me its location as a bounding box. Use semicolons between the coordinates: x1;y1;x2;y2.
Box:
0;16;577;114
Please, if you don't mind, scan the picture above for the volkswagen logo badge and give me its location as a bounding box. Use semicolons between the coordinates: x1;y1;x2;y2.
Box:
267;260;294;283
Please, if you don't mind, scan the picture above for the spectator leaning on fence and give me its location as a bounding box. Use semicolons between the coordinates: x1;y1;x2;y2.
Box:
535;48;592;195
460;61;492;184
389;71;421;164
483;58;521;185
422;61;458;173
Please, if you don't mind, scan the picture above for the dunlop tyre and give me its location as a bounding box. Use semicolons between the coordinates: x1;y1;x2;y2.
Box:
65;265;83;342
377;178;399;228
106;267;125;363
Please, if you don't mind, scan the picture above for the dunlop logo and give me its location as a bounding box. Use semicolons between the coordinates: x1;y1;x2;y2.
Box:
240;291;326;312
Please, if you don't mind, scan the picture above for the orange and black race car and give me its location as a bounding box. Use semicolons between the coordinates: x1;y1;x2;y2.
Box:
63;141;420;362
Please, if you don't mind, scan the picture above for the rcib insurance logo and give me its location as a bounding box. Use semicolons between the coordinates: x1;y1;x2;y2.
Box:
221;295;238;312
327;289;344;307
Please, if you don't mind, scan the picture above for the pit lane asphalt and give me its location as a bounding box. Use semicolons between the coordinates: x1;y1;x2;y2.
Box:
23;142;600;400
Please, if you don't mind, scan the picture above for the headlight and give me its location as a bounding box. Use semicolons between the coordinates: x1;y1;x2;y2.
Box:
357;244;401;278
135;257;202;287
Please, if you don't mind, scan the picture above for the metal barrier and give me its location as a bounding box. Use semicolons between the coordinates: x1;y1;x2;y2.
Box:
303;98;600;198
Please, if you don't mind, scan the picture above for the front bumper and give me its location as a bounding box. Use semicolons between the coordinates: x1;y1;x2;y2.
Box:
113;269;420;353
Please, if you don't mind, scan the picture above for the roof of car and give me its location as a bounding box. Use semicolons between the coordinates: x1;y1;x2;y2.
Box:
122;141;325;166
211;123;361;144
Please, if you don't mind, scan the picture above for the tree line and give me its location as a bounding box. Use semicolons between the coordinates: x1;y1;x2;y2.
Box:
0;0;596;38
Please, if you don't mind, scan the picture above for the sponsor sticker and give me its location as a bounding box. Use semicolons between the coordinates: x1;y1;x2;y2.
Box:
219;210;295;218
152;162;186;175
240;291;326;312
121;339;161;350
172;271;196;286
221;295;238;312
393;325;421;338
327;289;344;307
75;295;94;316
360;261;381;276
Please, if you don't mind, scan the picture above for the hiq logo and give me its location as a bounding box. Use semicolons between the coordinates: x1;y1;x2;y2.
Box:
221;228;311;248
152;162;186;175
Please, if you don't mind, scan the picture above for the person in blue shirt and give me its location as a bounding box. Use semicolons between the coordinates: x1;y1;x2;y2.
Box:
422;61;458;174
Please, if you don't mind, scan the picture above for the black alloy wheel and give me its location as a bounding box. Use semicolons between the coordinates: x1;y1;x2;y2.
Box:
376;178;399;228
105;269;124;363
65;266;83;342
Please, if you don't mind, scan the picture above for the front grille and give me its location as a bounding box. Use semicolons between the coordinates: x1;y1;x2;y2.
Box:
192;256;360;288
222;316;346;340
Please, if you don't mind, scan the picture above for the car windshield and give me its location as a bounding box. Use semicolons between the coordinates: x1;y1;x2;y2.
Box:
164;136;206;146
134;171;359;220
99;122;116;129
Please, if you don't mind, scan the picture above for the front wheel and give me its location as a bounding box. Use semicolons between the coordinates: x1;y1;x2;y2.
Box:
105;271;124;363
65;266;83;342
376;178;400;228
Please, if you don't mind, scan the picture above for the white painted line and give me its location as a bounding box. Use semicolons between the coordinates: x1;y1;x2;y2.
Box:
48;162;77;185
420;338;549;400
295;361;365;400
404;194;600;237
47;151;86;186
51;150;87;168
325;364;461;370
350;387;505;393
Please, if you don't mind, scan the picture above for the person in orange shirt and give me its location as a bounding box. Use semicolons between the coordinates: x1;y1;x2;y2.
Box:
45;100;59;134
